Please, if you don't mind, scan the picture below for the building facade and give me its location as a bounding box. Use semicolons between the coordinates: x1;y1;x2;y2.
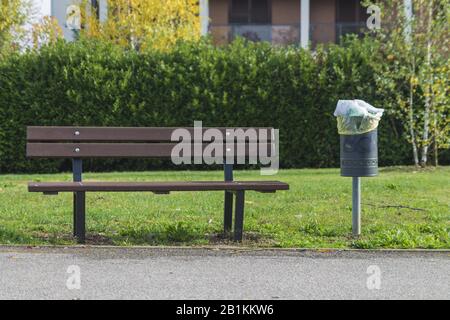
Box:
50;0;369;47
50;0;107;41
206;0;370;47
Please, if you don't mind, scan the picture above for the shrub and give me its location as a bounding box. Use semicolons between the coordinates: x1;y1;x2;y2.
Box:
1;38;441;173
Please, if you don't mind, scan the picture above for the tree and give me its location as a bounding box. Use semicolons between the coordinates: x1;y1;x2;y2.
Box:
370;0;449;166
31;16;63;49
1;0;62;55
0;0;32;57
80;0;201;51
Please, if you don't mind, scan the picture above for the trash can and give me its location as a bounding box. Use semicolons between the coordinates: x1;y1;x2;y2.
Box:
340;129;378;177
334;99;384;236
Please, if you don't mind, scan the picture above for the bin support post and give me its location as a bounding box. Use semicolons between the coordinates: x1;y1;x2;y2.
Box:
352;177;361;236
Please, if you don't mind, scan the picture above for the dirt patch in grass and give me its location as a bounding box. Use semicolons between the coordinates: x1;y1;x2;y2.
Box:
208;232;278;247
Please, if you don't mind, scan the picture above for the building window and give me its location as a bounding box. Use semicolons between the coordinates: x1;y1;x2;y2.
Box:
336;0;369;23
230;0;271;24
336;0;369;41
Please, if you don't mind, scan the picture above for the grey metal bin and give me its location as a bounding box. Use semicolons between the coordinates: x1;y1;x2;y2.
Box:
340;129;378;177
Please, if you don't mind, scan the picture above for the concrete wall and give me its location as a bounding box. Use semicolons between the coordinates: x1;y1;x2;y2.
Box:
310;0;336;45
209;0;229;44
272;0;301;46
210;0;229;25
272;0;300;25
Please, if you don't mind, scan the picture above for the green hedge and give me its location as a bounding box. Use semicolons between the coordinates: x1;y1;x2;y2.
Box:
0;38;443;173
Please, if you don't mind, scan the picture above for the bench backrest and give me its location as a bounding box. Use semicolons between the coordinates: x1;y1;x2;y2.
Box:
26;126;274;160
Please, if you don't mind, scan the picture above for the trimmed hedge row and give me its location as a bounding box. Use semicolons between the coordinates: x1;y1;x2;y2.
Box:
0;38;441;173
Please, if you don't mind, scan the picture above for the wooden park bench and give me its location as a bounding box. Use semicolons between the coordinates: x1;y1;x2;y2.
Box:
26;126;289;243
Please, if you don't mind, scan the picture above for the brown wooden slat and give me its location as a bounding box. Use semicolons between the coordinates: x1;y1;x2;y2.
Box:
27;126;274;142
28;181;289;192
26;142;275;158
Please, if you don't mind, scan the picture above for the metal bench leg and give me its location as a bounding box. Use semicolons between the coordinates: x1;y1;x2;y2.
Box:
224;191;233;233
74;191;86;244
234;190;245;242
73;193;77;236
223;163;234;235
72;158;85;243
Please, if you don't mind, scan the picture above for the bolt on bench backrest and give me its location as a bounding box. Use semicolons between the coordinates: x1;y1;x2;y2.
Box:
26;126;275;161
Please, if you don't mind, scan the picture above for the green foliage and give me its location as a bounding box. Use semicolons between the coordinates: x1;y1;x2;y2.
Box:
0;0;32;57
0;38;437;173
369;0;450;166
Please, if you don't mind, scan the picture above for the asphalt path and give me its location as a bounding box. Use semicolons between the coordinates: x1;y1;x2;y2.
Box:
0;246;448;300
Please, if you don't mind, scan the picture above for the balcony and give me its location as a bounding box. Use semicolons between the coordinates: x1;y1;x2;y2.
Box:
310;22;367;46
209;22;368;46
335;22;367;41
209;24;300;46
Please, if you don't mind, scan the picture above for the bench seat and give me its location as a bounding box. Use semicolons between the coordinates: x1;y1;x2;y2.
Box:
28;181;289;193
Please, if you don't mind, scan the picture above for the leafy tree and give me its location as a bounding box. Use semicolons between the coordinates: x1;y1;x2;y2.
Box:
370;0;449;166
1;0;62;55
0;0;32;57
80;0;201;51
31;16;63;49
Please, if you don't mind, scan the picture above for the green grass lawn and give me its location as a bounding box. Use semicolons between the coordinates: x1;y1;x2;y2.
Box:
0;167;448;249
